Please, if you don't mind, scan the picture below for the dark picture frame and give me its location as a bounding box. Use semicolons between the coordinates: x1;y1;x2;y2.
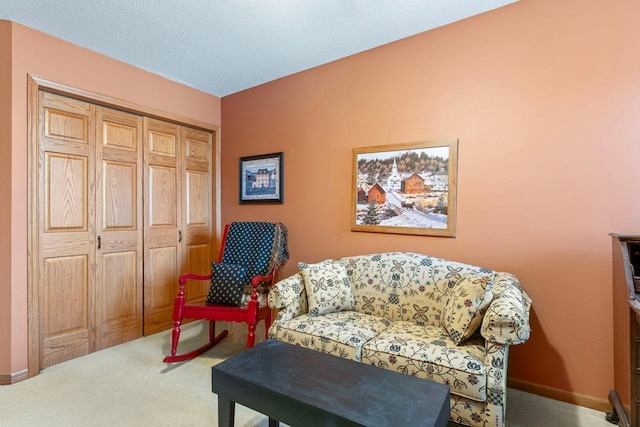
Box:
239;152;284;204
351;139;458;237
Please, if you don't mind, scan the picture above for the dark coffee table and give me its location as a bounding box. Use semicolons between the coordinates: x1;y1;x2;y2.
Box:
212;339;450;427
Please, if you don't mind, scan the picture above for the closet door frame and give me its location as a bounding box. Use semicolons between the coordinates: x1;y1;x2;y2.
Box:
27;75;220;378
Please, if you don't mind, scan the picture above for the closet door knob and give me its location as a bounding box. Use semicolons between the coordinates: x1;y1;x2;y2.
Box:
178;230;182;243
97;235;102;250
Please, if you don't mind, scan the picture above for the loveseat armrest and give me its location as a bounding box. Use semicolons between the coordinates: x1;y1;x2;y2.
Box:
268;272;308;322
481;272;532;345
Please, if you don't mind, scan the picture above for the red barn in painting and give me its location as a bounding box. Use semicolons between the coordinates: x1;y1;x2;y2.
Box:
367;183;386;204
357;186;368;203
400;173;425;194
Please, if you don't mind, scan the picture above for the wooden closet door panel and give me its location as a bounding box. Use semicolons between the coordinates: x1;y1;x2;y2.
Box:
182;127;213;303
41;255;90;367
45;153;87;230
95;107;143;350
144;118;182;335
38;91;95;368
149;165;178;226
146;245;179;311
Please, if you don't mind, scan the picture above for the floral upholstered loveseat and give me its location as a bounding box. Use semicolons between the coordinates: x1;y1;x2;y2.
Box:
268;252;532;427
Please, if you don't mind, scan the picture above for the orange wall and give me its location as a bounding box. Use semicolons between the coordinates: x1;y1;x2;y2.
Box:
221;0;640;401
0;21;12;375
1;20;221;375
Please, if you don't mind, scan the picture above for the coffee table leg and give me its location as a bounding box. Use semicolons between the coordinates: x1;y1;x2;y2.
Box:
268;417;279;427
217;396;235;427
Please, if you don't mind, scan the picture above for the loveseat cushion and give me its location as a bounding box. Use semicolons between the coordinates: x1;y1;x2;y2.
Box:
269;311;391;361
361;321;487;402
299;260;356;316
442;274;494;345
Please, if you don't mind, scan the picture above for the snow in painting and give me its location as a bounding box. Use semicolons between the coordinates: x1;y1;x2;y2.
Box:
355;146;449;229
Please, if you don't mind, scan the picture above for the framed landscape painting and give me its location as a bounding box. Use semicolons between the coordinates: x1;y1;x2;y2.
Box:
351;139;458;237
239;152;284;204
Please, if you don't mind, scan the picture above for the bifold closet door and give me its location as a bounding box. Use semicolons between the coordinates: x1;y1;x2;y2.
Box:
95;106;144;350
143;121;214;334
37;93;145;366
37;92;96;368
143;118;183;335
181;127;213;304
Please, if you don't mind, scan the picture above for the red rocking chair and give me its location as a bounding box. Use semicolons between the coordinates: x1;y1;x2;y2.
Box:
163;222;288;363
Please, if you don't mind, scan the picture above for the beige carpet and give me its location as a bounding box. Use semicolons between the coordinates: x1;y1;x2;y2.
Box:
0;322;613;427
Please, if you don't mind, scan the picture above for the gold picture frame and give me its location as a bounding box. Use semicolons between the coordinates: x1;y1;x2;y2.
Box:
351;139;458;237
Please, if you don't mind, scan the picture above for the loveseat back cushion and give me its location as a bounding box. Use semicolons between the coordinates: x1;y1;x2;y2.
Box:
299;260;356;316
341;252;495;326
442;274;495;345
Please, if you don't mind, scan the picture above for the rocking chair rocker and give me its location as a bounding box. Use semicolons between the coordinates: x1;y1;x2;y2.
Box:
163;221;288;363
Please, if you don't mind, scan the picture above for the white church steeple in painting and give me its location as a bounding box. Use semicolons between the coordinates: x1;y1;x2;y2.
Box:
387;158;402;191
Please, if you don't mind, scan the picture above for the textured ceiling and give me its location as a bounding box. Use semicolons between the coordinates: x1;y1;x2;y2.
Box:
0;1;517;97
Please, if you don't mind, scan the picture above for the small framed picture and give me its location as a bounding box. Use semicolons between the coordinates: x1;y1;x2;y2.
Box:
239;152;284;204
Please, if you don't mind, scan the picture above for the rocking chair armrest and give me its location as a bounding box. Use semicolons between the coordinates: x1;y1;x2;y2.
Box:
250;268;277;288
179;273;213;287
